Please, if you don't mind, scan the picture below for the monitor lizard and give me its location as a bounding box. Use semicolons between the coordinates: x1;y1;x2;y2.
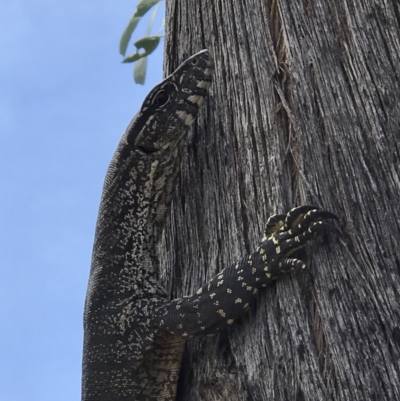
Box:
82;49;339;401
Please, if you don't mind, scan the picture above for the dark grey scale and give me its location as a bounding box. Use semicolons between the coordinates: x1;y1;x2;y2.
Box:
82;49;339;401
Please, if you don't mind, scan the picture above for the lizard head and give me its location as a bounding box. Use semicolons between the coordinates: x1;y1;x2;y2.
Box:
125;49;214;154
98;50;214;242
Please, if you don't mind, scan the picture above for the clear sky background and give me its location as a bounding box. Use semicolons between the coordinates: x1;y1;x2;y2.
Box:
0;2;164;400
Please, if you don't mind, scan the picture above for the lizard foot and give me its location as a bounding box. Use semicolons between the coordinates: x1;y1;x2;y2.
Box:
259;206;340;277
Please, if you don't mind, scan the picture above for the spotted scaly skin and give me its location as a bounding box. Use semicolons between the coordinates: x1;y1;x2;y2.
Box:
82;50;339;401
152;206;339;336
82;50;214;401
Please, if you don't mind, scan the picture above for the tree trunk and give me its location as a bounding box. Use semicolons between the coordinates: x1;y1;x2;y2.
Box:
160;0;400;399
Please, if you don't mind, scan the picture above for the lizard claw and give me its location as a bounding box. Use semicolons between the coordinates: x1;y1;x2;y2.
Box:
259;205;339;278
309;220;342;236
264;213;286;235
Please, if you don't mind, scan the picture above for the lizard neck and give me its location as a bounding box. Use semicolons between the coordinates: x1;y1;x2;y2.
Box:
91;136;183;296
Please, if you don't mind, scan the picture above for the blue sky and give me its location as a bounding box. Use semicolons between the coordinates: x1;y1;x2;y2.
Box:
0;2;164;400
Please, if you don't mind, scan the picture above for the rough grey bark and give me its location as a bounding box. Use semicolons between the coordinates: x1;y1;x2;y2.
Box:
159;0;400;400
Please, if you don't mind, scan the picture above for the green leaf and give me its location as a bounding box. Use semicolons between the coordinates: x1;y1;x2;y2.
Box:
119;0;162;56
134;36;161;55
122;35;161;63
136;0;161;17
122;52;144;63
119;16;141;56
134;56;148;85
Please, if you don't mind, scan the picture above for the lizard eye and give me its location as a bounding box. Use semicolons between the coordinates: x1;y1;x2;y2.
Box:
153;90;170;106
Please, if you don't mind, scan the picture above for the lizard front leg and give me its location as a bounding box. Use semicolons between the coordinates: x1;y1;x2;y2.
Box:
151;206;339;336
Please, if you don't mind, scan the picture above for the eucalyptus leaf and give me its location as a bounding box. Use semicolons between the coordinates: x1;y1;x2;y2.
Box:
119;16;141;56
119;0;162;56
134;56;148;85
122;52;144;63
120;0;164;84
136;0;161;17
134;36;161;55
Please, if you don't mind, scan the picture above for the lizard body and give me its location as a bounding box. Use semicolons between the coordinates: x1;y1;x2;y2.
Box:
82;50;338;401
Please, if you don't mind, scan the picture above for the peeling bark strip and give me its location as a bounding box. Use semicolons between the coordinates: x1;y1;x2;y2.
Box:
162;1;400;400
